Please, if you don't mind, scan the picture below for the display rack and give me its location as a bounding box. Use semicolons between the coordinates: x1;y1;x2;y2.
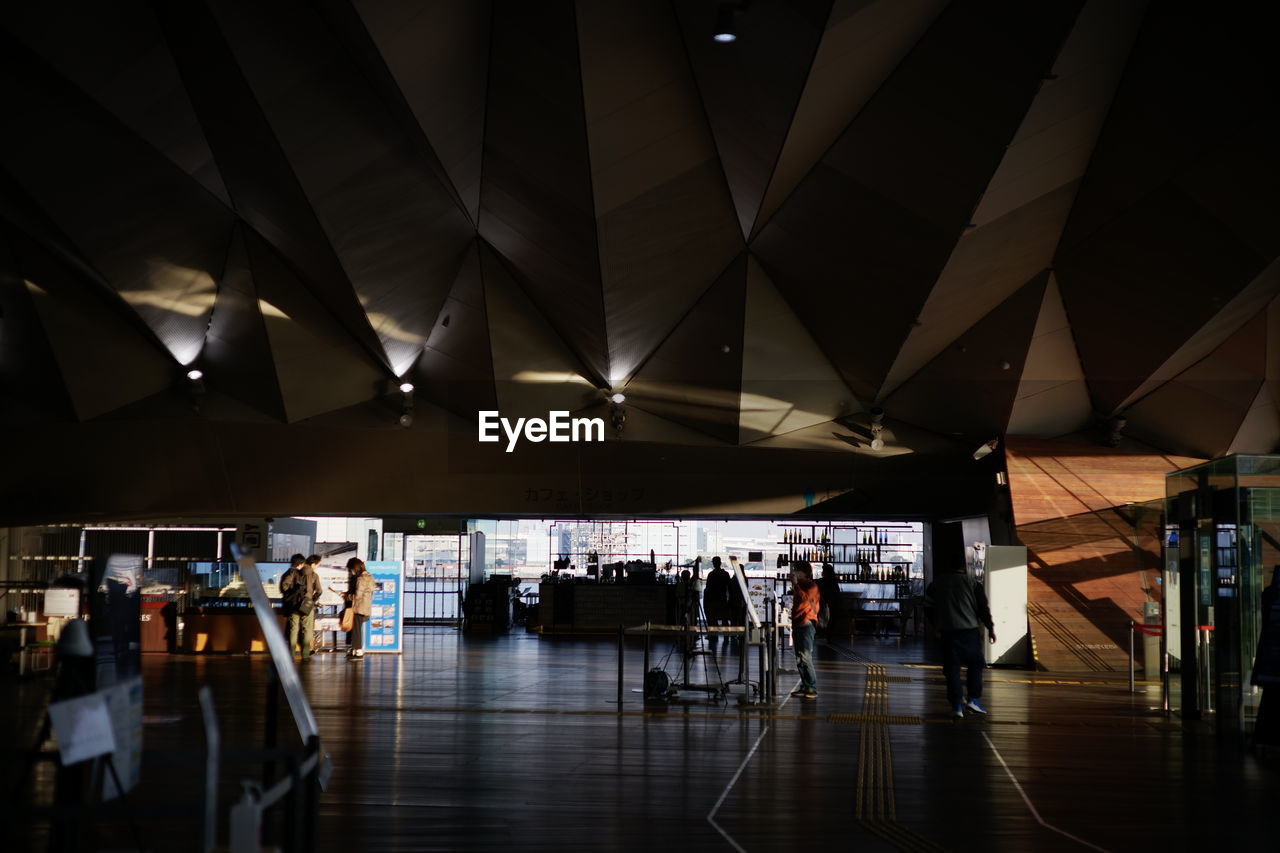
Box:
778;522;923;601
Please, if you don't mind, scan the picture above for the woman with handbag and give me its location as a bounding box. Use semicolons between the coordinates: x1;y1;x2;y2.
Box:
345;558;375;658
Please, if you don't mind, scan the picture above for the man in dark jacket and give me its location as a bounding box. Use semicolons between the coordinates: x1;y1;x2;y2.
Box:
279;554;322;660
926;557;996;718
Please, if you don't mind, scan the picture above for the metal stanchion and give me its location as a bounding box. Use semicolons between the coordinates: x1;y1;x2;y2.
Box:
1129;620;1135;694
616;625;624;711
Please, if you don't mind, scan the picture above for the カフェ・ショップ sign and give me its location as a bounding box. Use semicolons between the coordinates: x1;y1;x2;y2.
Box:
477;410;604;452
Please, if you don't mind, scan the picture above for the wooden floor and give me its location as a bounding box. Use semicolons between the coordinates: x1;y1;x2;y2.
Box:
5;627;1278;851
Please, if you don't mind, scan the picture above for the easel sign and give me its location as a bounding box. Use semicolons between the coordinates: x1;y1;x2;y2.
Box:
48;692;116;766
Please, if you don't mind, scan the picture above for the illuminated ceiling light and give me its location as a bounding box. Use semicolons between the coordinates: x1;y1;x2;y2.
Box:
186;369;204;382
610;392;626;404
713;8;736;42
399;381;415;394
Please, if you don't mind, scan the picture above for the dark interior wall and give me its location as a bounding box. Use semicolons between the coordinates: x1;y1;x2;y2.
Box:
0;410;994;525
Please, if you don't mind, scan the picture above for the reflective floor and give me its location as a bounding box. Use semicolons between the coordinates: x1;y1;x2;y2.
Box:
5;628;1278;851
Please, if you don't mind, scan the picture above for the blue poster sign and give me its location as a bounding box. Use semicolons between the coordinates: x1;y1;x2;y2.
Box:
364;561;404;653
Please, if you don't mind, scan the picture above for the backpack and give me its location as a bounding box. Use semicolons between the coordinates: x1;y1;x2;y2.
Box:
282;572;314;615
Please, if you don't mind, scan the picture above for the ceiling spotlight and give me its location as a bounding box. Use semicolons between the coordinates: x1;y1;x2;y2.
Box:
186;369;204;382
399;381;415;394
713;8;736;42
610;392;626;405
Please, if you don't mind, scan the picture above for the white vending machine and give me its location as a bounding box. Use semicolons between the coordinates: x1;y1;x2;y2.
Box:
983;545;1029;666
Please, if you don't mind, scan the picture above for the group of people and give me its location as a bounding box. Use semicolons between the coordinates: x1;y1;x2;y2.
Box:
278;554;374;661
788;554;997;713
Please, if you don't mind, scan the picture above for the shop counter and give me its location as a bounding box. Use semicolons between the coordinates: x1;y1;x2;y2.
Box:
181;607;286;653
538;582;673;633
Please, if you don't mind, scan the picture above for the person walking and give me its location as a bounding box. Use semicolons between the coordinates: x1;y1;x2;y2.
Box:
790;561;821;700
345;557;374;659
280;554;321;660
926;555;996;718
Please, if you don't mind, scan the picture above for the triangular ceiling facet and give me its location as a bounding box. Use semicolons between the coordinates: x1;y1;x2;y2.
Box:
478;0;608;382
1007;273;1092;437
412;241;497;419
673;0;831;239
483;241;598;423
1125;311;1266;458
885;272;1050;438
740;255;857;444
578;0;743;385
203;225;286;421
628;254;748;444
753;0;949;236
244;230;386;424
351;0;491;224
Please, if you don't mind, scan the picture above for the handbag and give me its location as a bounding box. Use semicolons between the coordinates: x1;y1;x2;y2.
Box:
340;607;355;633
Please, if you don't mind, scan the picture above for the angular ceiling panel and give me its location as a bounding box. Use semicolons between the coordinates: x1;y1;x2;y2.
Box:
1126;312;1265;458
12;232;174;421
0;233;74;423
0;1;230;205
244;230;386;423
482;241;596;423
881;182;1076;397
1008;274;1093;437
628;254;748;444
2;2;1277;494
754;0;1082;401
673;0;831;238
1228;383;1280;456
412;241;497;419
204;226;286;421
0;38;235;368
1057;185;1271;414
579;1;743;384
351;0;490;224
207;0;475;377
155;0;389;367
1059;4;1273;254
755;0;949;234
1118;257;1280;411
478;0;607;383
885;272;1050;438
740;255;857;443
970;0;1147;227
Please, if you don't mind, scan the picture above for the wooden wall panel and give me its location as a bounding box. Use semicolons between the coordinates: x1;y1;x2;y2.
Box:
1006;435;1202;672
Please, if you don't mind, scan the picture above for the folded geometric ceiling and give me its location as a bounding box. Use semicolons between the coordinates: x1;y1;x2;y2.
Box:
3;0;1278;463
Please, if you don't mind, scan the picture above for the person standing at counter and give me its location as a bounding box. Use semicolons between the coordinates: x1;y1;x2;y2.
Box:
704;556;732;651
280;554;321;660
345;557;375;659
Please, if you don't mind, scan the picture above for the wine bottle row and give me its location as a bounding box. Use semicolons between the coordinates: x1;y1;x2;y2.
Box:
781;528;918;546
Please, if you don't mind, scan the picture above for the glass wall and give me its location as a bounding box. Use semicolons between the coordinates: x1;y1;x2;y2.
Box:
1165;455;1280;734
